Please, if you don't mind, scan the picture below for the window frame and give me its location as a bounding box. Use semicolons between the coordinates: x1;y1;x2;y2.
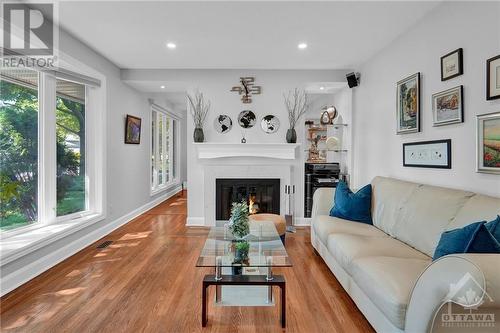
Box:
0;66;106;238
150;103;180;196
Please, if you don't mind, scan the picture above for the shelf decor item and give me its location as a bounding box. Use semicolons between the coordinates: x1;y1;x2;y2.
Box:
326;136;339;150
487;55;500;100
477;112;500;174
188;91;211;142
403;139;451;169
228;201;250;239
320;106;337;125
284;88;308;143
214;114;232;134
261;115;280;134
396;73;420;134
441;48;463;81
238;110;256;128
432;85;464;126
124;114;141;144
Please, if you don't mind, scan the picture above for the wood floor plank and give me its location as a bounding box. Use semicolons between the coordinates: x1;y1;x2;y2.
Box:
0;191;374;332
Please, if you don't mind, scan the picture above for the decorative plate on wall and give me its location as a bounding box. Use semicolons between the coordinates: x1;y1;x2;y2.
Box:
213;115;233;134
261;115;280;134
238;110;256;128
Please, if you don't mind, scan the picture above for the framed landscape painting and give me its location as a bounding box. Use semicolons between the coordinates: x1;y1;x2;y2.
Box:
487;55;500;100
125;114;142;144
441;48;463;81
477;112;500;174
403;139;451;169
432;85;463;126
397;73;420;134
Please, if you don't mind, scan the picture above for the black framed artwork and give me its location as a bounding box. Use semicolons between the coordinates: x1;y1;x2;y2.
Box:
124;114;142;144
487;55;500;100
403;139;452;169
441;48;463;81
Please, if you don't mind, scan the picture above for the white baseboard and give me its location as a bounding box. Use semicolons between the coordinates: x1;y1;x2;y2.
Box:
186;217;205;226
1;186;182;297
294;217;311;226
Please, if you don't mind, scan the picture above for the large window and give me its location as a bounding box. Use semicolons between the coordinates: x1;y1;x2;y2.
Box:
151;105;179;193
1;68;102;232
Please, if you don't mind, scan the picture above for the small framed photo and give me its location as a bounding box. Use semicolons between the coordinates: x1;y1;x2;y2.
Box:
396;73;420;134
486;55;500;100
477;112;500;174
432;85;464;126
441;48;463;81
125;114;142;144
403;139;452;169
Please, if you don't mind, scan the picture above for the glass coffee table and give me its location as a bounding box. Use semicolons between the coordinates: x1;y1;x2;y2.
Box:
196;220;292;328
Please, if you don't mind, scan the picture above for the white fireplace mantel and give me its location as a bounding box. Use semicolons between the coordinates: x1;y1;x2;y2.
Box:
194;143;300;160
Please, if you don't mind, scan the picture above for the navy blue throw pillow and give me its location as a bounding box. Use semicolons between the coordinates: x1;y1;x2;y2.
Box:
329;181;372;224
433;219;500;260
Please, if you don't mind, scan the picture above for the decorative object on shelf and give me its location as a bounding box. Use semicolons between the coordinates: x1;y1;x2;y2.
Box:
214;114;232;134
403;139;451;169
228;201;250;239
230;77;262;103
307;135;325;162
326;136;339;151
241;130;247;143
396;72;420;134
441;48;463;81
432;85;464;126
477;112;500;174
284;88;308;143
238;110;256;128
124;115;142;144
305;120;314;126
261;115;280;134
188;91;210;142
320;105;337;125
487;55;500;100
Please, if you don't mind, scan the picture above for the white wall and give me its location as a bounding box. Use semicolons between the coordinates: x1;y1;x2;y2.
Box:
353;1;500;197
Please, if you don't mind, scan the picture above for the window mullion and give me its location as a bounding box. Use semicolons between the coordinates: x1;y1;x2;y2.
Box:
162;115;167;184
168;118;174;183
38;72;57;225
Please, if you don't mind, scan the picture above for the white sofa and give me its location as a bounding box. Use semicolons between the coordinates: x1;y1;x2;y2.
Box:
311;176;500;333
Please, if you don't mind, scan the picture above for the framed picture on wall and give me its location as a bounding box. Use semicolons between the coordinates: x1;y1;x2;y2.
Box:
441;48;463;81
432;85;464;126
486;55;500;100
403;139;452;169
477;112;500;174
125;114;142;144
396;72;420;134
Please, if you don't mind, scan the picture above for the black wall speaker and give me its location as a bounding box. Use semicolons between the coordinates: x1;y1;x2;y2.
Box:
346;72;360;88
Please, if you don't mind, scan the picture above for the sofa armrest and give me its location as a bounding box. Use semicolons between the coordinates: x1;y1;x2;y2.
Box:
311;188;335;220
405;254;500;333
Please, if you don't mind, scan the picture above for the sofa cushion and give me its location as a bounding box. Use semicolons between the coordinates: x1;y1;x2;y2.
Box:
371;176;420;236
447;194;500;230
330;181;372;224
312;215;387;245
326;233;429;273
350;256;431;330
392;184;474;257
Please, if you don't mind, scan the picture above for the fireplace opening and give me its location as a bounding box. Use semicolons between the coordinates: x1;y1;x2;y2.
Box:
215;178;280;220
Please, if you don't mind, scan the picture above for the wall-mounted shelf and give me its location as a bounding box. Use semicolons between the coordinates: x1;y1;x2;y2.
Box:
303;149;348;153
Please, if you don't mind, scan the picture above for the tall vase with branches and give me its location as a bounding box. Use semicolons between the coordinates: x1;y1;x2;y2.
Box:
284;88;308;143
187;91;210;142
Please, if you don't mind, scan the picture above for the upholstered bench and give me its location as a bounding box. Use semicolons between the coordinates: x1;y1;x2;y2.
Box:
249;213;286;244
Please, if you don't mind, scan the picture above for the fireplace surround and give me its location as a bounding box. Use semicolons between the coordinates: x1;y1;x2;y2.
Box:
215;178;280;220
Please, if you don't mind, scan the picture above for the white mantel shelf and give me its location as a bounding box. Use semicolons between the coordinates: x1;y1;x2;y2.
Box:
194;143;300;160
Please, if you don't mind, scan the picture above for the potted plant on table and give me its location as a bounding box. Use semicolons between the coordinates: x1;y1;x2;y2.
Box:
232;240;250;275
187;91;210;142
284;88;308;143
228;201;250;239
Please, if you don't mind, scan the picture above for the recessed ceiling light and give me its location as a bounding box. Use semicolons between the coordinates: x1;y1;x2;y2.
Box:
319;86;325;90
166;42;176;49
298;43;307;50
160;85;165;89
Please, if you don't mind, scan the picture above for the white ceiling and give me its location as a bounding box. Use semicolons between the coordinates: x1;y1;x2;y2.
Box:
59;1;440;70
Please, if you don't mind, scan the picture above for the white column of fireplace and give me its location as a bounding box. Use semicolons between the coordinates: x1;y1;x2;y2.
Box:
188;143;299;226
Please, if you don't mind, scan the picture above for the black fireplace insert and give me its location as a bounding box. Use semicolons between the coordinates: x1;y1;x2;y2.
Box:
215;178;280;220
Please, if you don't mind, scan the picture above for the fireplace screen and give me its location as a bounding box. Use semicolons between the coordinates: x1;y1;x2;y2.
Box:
215;178;280;220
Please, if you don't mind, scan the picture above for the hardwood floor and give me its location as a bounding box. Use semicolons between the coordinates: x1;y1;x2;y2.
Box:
0;191;374;333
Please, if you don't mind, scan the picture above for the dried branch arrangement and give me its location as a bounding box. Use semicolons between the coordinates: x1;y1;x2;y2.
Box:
187;91;210;128
284;88;308;129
